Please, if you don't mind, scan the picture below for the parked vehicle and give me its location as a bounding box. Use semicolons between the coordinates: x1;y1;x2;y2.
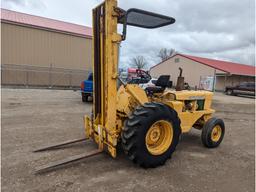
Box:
80;73;93;102
139;78;157;89
128;77;149;84
129;76;173;90
225;82;255;96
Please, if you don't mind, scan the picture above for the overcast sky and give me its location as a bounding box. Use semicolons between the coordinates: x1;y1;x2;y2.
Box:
1;0;255;68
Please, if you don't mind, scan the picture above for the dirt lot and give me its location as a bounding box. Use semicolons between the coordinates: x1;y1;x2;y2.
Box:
1;88;255;192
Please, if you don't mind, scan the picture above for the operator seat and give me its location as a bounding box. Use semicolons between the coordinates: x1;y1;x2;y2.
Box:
145;75;170;95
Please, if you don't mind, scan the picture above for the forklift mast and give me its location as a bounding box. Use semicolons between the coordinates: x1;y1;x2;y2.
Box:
92;0;175;137
92;0;121;132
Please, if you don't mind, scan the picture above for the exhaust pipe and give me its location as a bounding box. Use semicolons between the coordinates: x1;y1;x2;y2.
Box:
176;67;185;91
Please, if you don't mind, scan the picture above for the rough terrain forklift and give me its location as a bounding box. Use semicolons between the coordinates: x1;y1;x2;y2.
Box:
35;0;225;172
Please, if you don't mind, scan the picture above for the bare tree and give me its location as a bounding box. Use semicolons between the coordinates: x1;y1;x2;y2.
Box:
169;48;176;57
157;48;177;61
130;56;148;69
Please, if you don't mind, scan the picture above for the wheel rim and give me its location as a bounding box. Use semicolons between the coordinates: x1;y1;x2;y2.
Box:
211;125;222;142
145;120;173;155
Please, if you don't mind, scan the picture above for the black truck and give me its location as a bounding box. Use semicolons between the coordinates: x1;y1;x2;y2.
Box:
225;82;255;96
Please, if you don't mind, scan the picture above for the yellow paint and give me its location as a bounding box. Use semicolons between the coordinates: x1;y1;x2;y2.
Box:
84;115;90;138
178;110;213;132
125;84;149;105
211;125;222;142
146;120;173;155
165;100;183;113
157;90;214;133
116;85;133;115
116;84;148;116
168;90;213;101
86;0;122;157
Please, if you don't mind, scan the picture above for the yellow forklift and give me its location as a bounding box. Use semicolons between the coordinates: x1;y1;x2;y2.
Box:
35;0;225;172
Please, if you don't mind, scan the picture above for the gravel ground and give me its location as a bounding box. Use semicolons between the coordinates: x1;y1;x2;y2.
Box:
1;88;255;192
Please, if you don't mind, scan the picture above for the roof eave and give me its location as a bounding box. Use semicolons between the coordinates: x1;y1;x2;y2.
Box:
150;53;180;70
230;73;255;77
1;19;92;39
150;53;255;77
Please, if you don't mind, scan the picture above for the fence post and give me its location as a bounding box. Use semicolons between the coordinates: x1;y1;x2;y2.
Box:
26;71;29;88
69;71;72;89
1;66;3;85
49;64;52;89
213;69;216;92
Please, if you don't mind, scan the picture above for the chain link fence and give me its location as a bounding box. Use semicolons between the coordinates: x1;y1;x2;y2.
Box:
1;64;90;89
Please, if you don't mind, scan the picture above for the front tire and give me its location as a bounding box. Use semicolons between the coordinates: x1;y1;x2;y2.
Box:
121;102;181;168
82;93;89;102
226;89;233;95
201;117;225;148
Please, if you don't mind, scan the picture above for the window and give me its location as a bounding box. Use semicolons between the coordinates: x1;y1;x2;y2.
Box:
239;82;252;88
175;58;180;63
248;83;255;88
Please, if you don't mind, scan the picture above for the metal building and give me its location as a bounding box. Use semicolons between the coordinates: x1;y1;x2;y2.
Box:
1;9;93;88
150;54;255;91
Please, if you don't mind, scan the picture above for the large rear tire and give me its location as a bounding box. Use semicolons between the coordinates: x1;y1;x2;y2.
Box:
121;102;181;168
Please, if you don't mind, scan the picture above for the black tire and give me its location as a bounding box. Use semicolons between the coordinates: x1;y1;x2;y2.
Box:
226;89;233;95
82;93;89;102
121;102;181;168
201;117;225;148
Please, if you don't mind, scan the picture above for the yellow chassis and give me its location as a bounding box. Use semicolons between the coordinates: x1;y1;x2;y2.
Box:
85;84;215;158
85;0;215;158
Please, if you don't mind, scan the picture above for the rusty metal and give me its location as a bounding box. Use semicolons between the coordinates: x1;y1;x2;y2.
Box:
33;138;88;152
35;149;102;174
